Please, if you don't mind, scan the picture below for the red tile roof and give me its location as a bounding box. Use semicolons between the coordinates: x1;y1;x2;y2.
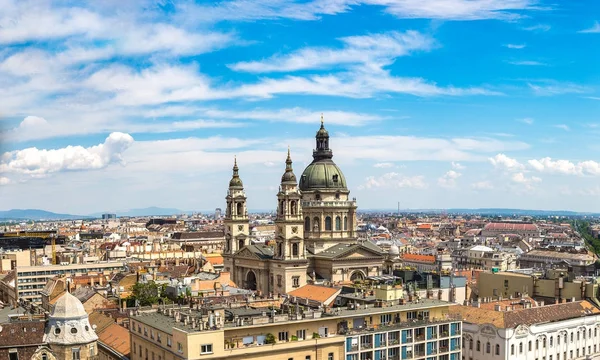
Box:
402;253;436;263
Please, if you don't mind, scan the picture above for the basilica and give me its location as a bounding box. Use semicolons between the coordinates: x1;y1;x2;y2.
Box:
222;117;386;295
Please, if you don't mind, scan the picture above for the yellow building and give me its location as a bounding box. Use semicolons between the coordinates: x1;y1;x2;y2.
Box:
130;299;462;360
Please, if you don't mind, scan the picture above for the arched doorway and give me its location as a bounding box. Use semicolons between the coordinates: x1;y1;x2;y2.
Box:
246;270;257;290
350;270;365;282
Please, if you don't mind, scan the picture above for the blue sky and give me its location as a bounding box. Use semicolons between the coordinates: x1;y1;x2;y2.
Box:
1;0;600;214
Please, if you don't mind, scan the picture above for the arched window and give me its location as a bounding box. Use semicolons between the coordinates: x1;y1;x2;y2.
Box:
495;344;500;355
313;217;320;232
305;217;310;232
510;344;514;355
236;202;243;216
278;243;283;257
335;216;341;230
292;243;299;256
550;336;553;347
280;200;285;215
238;239;244;250
528;341;532;351
344;216;348;230
290;201;297;215
535;339;539;349
519;342;523;353
486;342;490;353
543;337;546;348
42;353;47;360
469;339;473;350
325;216;332;231
476;341;480;351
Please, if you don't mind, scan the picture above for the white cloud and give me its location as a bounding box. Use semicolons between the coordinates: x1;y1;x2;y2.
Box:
438;170;461;188
527;158;600;176
522;24;551;32
360;172;427;190
0;132;134;177
505;44;526;49
230;30;434;73
0;177;12;186
489;153;524;171
203;108;383;126
553;124;570;131
511;172;541;186
471;181;494;190
519;118;534;125
451;162;465;170
373;162;395;168
528;82;590;96
578;21;600;34
509;60;547;66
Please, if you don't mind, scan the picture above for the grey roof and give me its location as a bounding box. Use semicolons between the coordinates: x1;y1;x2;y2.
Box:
313;241;384;259
246;244;274;259
72;287;97;303
0;306;27;324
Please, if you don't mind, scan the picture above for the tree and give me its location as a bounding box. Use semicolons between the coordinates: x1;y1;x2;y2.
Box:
130;281;160;306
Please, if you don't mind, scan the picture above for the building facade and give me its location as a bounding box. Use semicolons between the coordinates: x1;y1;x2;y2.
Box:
223;118;385;294
130;299;461;360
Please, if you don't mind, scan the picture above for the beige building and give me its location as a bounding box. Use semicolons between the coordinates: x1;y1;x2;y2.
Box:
130;299;462;360
452;245;516;271
223;119;385;295
477;270;598;303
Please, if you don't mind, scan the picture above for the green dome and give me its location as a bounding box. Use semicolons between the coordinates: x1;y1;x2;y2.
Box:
299;160;347;191
229;158;244;188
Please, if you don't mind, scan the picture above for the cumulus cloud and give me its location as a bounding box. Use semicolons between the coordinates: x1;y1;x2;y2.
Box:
511;172;541;188
471;181;494;190
451;162;465;170
0;132;134;177
489;153;524;171
527;158;600;176
359;172;427;190
438;170;461;188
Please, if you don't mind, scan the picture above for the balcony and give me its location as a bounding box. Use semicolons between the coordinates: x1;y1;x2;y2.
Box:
301;200;357;208
415;350;425;357
349;344;359;352
440;346;449;353
361;343;373;349
415;334;425;342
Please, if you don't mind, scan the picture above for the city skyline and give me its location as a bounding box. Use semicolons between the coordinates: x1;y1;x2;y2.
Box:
1;1;600;214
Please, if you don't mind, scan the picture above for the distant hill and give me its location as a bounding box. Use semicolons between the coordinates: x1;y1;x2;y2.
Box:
360;208;599;216
0;209;89;220
91;207;188;217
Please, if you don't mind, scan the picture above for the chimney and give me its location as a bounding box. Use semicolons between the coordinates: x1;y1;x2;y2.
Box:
539;300;544;307
494;304;502;311
505;306;511;311
571;297;576;302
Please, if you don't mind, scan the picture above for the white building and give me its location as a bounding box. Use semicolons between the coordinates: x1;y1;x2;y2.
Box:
452;300;600;360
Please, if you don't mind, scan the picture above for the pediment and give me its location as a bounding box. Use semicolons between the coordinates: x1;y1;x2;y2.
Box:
334;246;384;260
234;247;260;259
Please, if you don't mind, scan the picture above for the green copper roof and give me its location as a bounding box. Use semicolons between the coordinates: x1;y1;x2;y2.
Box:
299;160;347;191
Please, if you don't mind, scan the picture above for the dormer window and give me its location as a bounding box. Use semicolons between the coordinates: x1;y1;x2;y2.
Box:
315;194;320;200
332;174;338;182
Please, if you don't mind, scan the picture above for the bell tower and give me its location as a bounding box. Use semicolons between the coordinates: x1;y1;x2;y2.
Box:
270;149;308;294
274;148;305;260
224;157;249;255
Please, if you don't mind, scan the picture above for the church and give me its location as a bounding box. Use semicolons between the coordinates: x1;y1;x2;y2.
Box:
222;116;386;295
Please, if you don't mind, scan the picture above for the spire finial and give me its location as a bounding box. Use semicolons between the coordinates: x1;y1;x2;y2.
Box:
320;113;324;127
234;155;237;166
287;145;290;157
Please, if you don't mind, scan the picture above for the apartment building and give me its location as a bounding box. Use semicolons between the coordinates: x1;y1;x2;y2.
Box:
451;246;516;271
130;299;462;360
518;249;596;276
7;262;125;304
452;300;600;360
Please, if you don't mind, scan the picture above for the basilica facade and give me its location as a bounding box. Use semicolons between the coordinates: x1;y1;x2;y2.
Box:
222;117;385;295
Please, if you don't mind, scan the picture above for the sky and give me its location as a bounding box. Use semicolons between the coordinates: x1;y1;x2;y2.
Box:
1;0;600;215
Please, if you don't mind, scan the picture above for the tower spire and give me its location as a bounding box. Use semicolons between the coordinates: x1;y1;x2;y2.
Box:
281;147;297;185
320;113;324;127
229;156;243;188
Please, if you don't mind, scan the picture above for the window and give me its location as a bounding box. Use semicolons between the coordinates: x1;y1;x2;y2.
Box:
200;344;213;354
511;344;514;355
476;341;480;351
529;341;532;351
157;333;162;343
469;339;473;350
279;331;289;341
407;311;417;319
344;216;348;230
293;276;300;288
325;217;332;231
55;328;61;335
42;353;47;360
335;216;341;230
571;333;573;342
177;342;183;353
305;356;311;360
519;342;524;354
9;349;18;360
167;337;172;347
89;344;95;356
328;353;334;360
292;243;299;256
72;348;81;360
550;337;553;347
486;342;491;354
381;314;392;324
144;327;148;336
496;344;500;355
304;217;310;232
138;325;141;333
297;329;306;340
139;345;142;355
536;339;539;350
151;330;154;339
133;343;136;354
277;275;283;287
